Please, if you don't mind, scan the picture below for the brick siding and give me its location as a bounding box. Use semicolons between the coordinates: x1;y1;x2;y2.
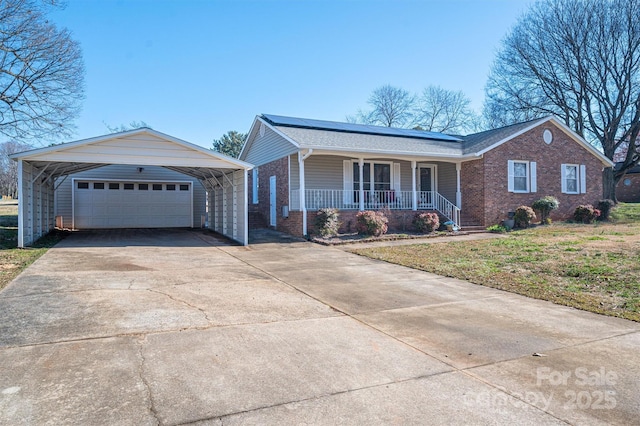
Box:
248;157;296;233
460;159;484;225
476;124;604;226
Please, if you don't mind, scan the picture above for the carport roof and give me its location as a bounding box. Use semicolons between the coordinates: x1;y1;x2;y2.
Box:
10;128;253;181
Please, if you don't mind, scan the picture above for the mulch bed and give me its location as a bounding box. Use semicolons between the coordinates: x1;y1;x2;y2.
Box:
311;230;467;246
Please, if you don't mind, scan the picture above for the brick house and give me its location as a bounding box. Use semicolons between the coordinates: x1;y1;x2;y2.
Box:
240;114;613;237
616;164;640;203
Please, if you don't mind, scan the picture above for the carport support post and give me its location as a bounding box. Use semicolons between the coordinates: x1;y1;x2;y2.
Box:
411;161;417;211
243;169;248;246
17;160;24;247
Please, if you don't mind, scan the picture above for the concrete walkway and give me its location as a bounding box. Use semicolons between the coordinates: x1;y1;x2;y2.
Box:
0;229;638;425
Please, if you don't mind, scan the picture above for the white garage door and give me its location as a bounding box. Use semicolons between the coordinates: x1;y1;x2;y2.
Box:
73;180;192;228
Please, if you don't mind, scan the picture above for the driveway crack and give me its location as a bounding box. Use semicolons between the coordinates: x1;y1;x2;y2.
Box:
147;288;212;325
136;337;160;425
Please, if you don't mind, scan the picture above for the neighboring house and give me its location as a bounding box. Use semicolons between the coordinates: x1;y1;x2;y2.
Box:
240;114;613;237
616;163;640;202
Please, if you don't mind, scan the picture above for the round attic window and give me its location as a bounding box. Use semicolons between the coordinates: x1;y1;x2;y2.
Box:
259;123;266;137
543;129;553;144
624;178;632;186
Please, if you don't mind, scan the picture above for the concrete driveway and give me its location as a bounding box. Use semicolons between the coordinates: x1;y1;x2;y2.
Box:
0;229;638;425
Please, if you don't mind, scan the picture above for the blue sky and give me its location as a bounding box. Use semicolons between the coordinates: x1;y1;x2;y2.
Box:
50;0;531;148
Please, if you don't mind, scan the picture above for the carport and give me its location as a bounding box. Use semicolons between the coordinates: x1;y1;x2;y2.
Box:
10;128;253;247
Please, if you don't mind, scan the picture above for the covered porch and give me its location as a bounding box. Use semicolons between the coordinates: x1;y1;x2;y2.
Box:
289;151;463;234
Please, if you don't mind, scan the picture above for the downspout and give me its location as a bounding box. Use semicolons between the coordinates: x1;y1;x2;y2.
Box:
298;149;313;236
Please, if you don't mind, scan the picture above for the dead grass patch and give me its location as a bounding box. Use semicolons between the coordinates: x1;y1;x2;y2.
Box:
0;200;66;292
353;215;640;322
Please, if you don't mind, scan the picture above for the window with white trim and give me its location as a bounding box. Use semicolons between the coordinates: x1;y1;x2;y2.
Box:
508;160;537;193
513;162;528;192
564;165;578;193
252;168;259;204
562;164;586;194
352;162;391;192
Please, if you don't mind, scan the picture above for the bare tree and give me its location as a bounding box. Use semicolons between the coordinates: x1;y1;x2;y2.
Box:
350;85;415;127
0;140;31;198
415;85;480;134
484;0;640;200
0;0;85;142
103;121;151;133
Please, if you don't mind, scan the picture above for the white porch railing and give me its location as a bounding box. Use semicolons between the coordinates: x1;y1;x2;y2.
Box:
290;189;461;225
434;191;461;226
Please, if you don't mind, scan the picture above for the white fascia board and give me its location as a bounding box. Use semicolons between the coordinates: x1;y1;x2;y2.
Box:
473;117;551;156
238;116;260;160
260;117;301;148
9;128;153;160
238;116;300;162
303;148;479;161
143;129;254;169
473;116;614;167
11;128;253;170
546;117;614;167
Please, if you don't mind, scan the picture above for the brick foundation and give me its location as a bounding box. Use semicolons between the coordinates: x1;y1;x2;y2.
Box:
304;209;440;236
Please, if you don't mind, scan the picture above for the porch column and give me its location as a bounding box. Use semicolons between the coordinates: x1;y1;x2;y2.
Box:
358;158;365;211
456;162;462;208
299;149;313;236
299;152;307;236
411;160;417;211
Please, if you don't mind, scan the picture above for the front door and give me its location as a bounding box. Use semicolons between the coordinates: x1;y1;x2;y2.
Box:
420;167;432;192
418;165;437;208
269;175;276;227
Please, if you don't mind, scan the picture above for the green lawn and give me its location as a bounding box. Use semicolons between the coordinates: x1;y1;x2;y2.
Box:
353;203;640;322
0;200;65;292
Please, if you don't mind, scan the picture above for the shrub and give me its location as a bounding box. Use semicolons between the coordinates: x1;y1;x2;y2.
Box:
315;208;340;237
513;206;536;228
596;199;615;221
413;212;440;233
532;196;559;223
573;204;601;223
487;224;508;233
355;211;388;236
